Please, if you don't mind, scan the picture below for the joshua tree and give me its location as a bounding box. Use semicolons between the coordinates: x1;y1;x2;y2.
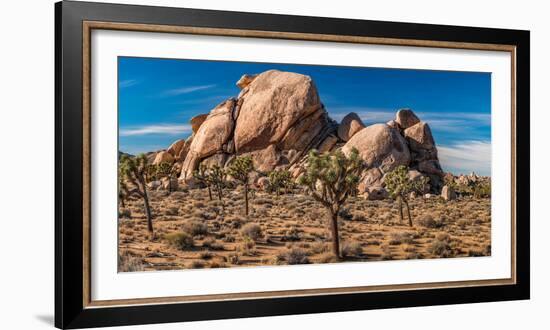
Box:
209;165;227;210
385;165;428;227
119;154;154;234
228;156;254;216
268;169;292;197
156;161;176;192
299;148;363;260
193;164;213;200
118;172;129;208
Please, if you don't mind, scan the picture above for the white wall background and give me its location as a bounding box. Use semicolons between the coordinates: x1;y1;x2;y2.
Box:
0;0;546;329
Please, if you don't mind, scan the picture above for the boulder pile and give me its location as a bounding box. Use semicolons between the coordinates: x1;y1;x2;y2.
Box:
146;70;445;197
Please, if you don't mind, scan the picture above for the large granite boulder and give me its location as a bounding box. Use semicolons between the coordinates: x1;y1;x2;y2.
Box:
337;112;365;142
342;124;410;172
180;99;235;180
234;70;324;153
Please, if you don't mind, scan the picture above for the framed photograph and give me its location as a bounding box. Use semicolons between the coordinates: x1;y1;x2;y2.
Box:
55;1;530;328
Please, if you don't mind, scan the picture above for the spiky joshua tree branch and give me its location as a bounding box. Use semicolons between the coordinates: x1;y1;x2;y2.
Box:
299;148;363;260
120;154;155;234
228;156;254;216
385;165;428;227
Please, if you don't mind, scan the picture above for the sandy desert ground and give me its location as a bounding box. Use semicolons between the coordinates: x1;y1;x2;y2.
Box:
118;186;491;272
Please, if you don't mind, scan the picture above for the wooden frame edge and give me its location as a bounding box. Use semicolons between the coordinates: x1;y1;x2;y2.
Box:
81;20;518;309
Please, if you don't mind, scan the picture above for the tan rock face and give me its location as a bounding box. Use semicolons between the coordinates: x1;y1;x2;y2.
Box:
337;112;365;142
395;108;420;129
180;100;235;180
317;134;338;153
236;74;257;89
190;113;208;134
152;151;174;165
404;122;435;149
342;124;410;172
234;70;323;153
166;139;186;157
242;144;281;173
190;99;235;159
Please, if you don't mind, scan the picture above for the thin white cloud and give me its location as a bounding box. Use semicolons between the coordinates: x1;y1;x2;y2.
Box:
437;141;491;176
161;84;216;97
119;79;140;88
120;124;193;136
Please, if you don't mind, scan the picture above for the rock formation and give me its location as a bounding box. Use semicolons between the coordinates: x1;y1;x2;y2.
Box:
142;69;446;197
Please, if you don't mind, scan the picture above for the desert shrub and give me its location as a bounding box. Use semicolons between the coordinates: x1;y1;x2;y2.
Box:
227;252;241;265
389;232;415;245
341;241;363;257
338;208;353;221
199;251;213;260
182;220;208;236
381;245;393;260
189;260;206;269
202;237;225;250
468;248;485;257
209;261;224;268
119;208;132;219
237;236;257;256
118;252;145;272
164;206;179;216
222;234;235;243
240;223;263;241
352;213;367;222
417;214;444;228
165;232;194;250
311;241;329;254
281;226;301;241
274;248;310;265
427;234;453;258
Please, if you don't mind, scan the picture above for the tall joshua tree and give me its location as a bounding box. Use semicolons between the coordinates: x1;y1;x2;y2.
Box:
228;156;254;216
209;165;227;211
268;169;292;197
299;148;363;260
385;165;428;227
120;154;154;234
193;164;213;200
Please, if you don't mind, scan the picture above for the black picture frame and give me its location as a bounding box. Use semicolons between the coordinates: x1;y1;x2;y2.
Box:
55;1;530;328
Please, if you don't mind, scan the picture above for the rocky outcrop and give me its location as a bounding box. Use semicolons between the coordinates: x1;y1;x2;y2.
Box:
153;151;174;165
337;112;365;142
179;99;235;180
404;121;443;189
236;74;257;89
149;69;445;195
395;108;420;129
179;70;335;180
234;70;326;153
342;124;410;172
190;114;208;134
441;185;456;201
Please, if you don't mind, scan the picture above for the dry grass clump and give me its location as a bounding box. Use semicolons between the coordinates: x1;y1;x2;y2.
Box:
202;237;225;250
417;214;445;228
427;233;454;258
274;248;310;265
341;241;363;257
118;251;145;272
240;223;263;241
164;232;194;250
189;260;206;269
182;220;208;236
164;206;179;216
281;226;301;241
119;208;132;219
237;237;258;256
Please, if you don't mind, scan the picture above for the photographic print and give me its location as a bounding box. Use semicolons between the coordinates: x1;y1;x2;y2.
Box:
117;57;492;272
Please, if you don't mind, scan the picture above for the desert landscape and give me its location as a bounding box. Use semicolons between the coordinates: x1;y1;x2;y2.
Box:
118;69;491;272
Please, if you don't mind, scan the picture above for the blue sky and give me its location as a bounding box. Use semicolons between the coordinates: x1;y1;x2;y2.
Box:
119;57;491;175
